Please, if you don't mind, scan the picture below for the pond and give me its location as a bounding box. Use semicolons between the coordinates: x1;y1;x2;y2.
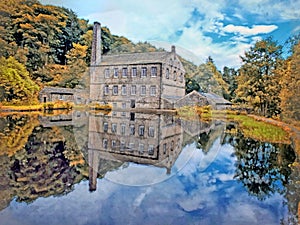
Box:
0;110;298;225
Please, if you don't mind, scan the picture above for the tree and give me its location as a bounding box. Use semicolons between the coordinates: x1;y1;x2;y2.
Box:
279;41;300;122
235;38;283;117
0;56;39;104
222;66;238;101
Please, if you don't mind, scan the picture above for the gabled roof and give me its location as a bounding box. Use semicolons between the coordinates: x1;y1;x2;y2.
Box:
99;51;171;66
40;86;75;94
201;92;232;105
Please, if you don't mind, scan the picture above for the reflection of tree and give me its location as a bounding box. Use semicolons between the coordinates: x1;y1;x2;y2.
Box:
230;133;295;200
2;125;89;205
13;126;88;203
0;114;39;156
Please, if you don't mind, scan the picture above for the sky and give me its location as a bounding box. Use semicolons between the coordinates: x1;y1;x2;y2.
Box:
40;0;300;69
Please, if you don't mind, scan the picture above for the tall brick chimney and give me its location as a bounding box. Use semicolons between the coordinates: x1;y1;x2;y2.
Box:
91;21;101;65
171;45;176;53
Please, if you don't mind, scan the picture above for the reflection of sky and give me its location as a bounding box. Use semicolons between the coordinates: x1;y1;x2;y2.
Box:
0;139;287;225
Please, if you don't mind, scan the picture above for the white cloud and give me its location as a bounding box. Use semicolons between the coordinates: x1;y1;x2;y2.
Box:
39;0;299;69
222;24;278;36
238;0;300;20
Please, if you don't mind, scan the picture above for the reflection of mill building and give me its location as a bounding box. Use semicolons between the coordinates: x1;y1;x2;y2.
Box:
88;111;183;190
90;22;186;109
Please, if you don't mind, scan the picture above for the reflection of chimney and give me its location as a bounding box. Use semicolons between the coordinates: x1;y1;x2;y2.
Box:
88;149;100;192
171;45;176;53
91;21;101;66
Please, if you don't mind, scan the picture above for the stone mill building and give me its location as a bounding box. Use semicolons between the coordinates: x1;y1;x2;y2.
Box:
89;22;186;109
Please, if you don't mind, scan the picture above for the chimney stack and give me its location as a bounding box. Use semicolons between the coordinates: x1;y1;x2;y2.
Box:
171;45;176;53
91;21;101;65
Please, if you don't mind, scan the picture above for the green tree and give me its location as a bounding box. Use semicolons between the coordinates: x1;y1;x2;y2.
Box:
222;66;238;101
0;56;39;104
235;38;283;117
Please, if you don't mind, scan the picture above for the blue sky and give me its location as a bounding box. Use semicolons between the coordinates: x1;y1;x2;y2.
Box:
40;0;300;69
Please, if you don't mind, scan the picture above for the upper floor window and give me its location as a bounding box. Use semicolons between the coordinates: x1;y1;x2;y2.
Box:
166;68;169;79
104;68;110;78
138;125;145;136
141;85;146;95
103;122;108;132
113;85;118;95
151;67;157;77
121;124;126;135
150;86;156;96
111;123;117;133
141;67;147;77
131;85;136;95
173;71;177;81
114;68;118;78
122;68;128;78
149;127;155;137
132;67;137;77
103;139;108;149
130;124;135;135
121;85;127;95
104;85;109;95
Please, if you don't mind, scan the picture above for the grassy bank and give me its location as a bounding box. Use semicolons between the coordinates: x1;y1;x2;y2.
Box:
177;106;292;144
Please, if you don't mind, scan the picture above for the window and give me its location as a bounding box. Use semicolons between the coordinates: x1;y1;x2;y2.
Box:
114;68;118;78
121;124;126;135
120;141;125;151
166;68;169;79
112;140;117;149
141;85;146;95
122;68;128;78
148;145;154;155
138;125;145;136
103;139;108;149
163;143;167;154
105;68;110;78
104;85;109;95
129;143;134;151
122;102;126;109
173;71;177;81
131;85;136;95
150;86;156;96
179;73;184;82
130;112;135;121
148;127;155;137
59;94;63;100
139;144;144;154
103;122;108;132
141;67;147;77
130;124;135;135
151;66;157;77
122;85;127;95
111;123;117;133
113;85;118;95
132;67;137;77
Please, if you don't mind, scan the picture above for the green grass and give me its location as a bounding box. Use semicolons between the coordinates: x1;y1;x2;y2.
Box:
177;106;291;144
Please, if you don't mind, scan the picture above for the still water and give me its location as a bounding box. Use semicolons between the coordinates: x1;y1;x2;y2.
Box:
0;110;298;225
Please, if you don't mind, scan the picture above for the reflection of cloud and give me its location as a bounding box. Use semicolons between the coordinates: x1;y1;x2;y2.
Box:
104;144;197;186
0;139;288;225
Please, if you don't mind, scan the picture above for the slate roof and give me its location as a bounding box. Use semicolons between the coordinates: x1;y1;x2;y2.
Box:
201;92;232;105
100;51;171;66
40;86;75;94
